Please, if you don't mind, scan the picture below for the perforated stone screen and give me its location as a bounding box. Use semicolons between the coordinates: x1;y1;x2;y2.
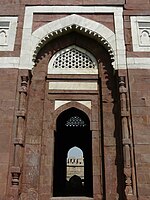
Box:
53;48;97;69
65;116;86;127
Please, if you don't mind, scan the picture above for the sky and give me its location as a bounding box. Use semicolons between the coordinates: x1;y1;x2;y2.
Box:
68;146;83;158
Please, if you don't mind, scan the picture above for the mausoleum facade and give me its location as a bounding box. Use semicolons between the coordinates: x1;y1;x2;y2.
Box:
0;1;150;200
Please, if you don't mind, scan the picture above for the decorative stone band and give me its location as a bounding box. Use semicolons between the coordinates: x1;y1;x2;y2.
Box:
49;81;98;91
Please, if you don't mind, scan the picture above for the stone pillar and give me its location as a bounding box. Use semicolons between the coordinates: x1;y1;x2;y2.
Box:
11;75;29;199
119;76;137;200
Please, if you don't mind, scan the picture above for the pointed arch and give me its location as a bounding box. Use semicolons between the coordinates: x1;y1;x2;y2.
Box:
31;14;116;68
54;101;91;130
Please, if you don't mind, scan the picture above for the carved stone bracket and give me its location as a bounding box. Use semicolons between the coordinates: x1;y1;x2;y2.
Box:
16;110;26;118
119;76;137;199
13;138;24;146
11;166;21;186
19;76;28;93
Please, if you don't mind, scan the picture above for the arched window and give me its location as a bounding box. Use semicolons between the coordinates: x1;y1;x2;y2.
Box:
53;47;97;69
48;45;98;74
67;146;83;157
0;30;7;45
66;147;84;196
140;30;150;45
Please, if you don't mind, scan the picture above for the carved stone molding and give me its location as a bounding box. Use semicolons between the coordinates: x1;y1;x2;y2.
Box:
11;74;29;191
119;76;137;200
11;166;21;186
32;24;115;64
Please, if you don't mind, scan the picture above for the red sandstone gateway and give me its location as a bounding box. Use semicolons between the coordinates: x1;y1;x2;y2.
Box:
0;0;149;200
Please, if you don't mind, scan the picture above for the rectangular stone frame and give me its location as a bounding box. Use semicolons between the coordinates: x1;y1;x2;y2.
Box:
19;5;126;70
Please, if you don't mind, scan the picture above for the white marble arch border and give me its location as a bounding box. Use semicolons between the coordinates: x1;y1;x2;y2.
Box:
19;6;126;70
32;14;115;67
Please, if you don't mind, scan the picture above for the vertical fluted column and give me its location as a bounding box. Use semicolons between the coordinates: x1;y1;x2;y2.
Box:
11;76;28;187
119;76;135;199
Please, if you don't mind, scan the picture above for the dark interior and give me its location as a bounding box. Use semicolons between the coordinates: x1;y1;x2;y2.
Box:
53;107;93;197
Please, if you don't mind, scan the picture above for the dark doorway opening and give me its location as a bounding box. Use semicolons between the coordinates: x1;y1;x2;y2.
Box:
53;107;93;197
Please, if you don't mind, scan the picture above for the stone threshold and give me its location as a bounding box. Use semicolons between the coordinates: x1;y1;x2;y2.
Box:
51;197;93;200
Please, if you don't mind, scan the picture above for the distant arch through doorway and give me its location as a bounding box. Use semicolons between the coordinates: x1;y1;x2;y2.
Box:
67;146;83;158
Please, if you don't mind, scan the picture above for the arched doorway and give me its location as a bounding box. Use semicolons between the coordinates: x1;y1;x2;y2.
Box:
21;25;121;200
53;107;93;197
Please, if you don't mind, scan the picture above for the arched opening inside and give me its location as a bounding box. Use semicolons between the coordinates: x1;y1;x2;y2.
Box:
68;146;83;157
66;147;84;196
53;108;93;197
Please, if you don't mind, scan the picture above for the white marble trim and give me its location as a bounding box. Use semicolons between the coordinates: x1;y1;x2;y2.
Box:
0;57;19;68
55;100;91;110
1;57;150;70
0;17;18;51
127;57;150;69
131;16;150;52
49;81;98;90
19;6;126;70
31;14;116;69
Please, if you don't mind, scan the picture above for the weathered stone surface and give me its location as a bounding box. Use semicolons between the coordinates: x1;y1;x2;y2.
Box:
0;1;150;200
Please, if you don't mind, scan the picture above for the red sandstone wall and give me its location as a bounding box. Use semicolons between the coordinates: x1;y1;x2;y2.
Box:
128;69;150;199
32;13;114;33
0;69;18;199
